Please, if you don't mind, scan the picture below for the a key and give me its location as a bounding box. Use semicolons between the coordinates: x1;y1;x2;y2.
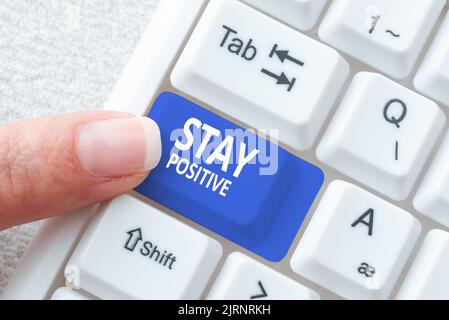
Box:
414;132;449;228
318;0;445;79
241;0;327;31
171;0;349;151
317;72;445;201
396;230;449;300
50;288;90;300
207;252;319;300
67;195;222;300
290;180;421;300
136;92;324;262
415;12;449;108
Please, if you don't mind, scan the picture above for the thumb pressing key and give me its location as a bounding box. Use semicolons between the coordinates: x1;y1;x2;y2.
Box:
0;111;162;231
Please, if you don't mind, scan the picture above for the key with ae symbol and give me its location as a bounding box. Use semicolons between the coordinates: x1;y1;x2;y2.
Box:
290;180;421;300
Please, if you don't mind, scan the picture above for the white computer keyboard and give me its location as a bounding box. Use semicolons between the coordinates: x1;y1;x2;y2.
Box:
3;0;449;300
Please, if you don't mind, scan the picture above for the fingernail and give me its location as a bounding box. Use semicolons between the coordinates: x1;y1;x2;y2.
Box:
76;117;161;178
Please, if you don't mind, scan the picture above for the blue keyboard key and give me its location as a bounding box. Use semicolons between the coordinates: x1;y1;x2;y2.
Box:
135;92;324;262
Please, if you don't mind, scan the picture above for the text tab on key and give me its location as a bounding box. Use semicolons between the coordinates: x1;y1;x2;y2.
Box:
171;0;349;151
135;92;324;262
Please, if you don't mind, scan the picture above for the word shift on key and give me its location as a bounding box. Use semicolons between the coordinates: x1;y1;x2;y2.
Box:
124;228;177;270
68;195;222;300
135;93;323;262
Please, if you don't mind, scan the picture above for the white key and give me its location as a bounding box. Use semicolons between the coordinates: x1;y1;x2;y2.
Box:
317;72;445;201
50;288;90;300
415;12;449;108
208;252;319;300
241;0;327;31
397;230;449;300
68;195;222;300
414;132;449;228
171;0;349;151
290;180;421;300
318;0;445;79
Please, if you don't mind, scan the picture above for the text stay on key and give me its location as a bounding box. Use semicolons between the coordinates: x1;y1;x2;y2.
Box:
135;92;324;262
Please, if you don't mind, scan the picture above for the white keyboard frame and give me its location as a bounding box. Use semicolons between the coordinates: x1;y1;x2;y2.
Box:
2;0;449;300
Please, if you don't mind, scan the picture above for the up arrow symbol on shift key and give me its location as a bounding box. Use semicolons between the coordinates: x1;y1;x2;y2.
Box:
124;228;143;252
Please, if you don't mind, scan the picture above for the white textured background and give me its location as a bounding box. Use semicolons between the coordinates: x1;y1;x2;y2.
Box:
0;0;161;292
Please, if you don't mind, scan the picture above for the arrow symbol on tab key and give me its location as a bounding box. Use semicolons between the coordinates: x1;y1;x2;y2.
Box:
250;281;268;300
270;44;305;67
261;68;296;92
124;228;143;252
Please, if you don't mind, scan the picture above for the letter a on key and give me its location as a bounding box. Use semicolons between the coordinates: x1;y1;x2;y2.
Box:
351;209;374;236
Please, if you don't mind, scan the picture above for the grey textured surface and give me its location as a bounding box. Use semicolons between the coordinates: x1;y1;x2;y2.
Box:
0;0;161;293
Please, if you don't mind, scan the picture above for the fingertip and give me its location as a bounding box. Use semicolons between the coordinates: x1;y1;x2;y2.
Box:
76;116;162;179
138;117;162;171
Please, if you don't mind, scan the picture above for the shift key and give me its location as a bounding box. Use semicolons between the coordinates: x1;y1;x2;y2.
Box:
68;195;222;300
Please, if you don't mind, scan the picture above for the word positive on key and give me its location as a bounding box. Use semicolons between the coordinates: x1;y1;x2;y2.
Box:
136;93;324;261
